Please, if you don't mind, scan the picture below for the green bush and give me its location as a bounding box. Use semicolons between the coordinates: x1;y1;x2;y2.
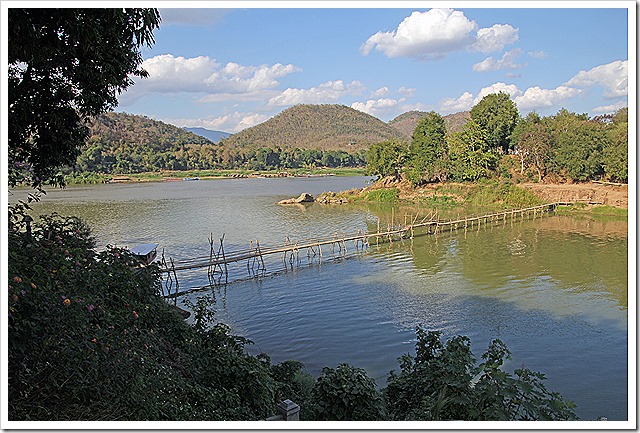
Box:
384;328;577;421
310;364;385;421
366;188;399;202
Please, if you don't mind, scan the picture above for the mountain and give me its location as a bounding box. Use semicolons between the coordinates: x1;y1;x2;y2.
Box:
184;127;230;143
389;110;471;138
222;104;406;151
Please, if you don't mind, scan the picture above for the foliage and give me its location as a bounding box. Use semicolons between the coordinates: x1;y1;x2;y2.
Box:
447;120;499;181
7;209;288;420
406;111;448;185
8;8;160;190
366;188;399;203
600;107;628;183
366;139;408;179
384;328;578;421
310;364;385;421
470;92;520;153
511;112;554;182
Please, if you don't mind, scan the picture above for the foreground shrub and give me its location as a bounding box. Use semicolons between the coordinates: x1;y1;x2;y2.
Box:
384;328;578;421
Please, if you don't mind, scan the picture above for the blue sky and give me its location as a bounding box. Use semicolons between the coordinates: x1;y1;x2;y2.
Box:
116;3;632;133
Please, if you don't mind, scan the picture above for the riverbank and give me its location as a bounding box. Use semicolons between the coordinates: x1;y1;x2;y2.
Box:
313;176;628;217
64;167;367;185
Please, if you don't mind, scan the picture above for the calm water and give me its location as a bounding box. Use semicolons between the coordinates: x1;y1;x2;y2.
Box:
15;177;629;420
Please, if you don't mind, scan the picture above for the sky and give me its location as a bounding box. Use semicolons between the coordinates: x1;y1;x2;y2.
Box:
115;2;633;134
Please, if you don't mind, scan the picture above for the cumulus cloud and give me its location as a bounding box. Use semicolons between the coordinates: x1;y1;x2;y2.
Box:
371;87;390;97
439;82;581;113
475;82;522;102
361;9;518;61
119;54;300;105
268;80;365;106
440;91;475;113
472;48;524;72
472;24;519;54
564;60;628;98
513;86;582;111
592;100;628;114
361;9;477;60
351;98;402;118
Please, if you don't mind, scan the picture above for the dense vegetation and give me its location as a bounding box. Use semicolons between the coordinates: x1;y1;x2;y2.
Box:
368;94;628;185
8;212;577;420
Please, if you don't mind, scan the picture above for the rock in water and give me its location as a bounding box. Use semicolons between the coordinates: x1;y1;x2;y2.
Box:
278;193;315;205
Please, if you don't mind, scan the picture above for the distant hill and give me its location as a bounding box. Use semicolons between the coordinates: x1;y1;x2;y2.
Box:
223;104;406;151
184;127;230;143
389;110;470;138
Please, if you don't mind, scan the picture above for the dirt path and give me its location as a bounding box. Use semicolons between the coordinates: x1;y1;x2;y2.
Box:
521;182;628;208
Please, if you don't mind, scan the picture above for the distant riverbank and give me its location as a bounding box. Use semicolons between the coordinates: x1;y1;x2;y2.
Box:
63;167;367;185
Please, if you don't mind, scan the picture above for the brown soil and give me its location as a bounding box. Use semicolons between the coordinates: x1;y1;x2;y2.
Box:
520;182;628;208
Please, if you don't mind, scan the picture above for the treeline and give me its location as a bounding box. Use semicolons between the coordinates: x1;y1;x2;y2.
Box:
368;93;628;185
74;142;366;173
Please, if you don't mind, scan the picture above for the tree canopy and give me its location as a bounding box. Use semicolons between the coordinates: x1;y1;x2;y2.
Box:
470;92;519;154
8;8;161;191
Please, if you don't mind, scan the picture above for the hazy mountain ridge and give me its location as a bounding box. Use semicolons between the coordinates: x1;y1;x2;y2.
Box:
389;110;471;138
184;127;230;143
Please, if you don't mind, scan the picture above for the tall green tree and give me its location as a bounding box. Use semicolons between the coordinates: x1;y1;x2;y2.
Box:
601;107;628;183
8;8;161;191
470;92;519;154
447;120;498;181
366;139;408;179
406;111;448;185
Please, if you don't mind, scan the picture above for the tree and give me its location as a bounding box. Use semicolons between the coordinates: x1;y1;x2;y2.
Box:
511;112;554;182
366;139;408;179
601;107;628;183
406;111;448;185
470;92;519;154
447;120;498;181
547;109;605;182
383;328;578;421
8;8;161;192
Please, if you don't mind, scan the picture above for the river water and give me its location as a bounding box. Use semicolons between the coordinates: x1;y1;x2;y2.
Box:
14;176;629;421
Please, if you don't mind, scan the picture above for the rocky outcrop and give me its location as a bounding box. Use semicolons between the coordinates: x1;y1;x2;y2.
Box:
278;193;315;205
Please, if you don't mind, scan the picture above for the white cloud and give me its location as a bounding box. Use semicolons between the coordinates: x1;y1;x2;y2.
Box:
528;50;547;59
371;87;390;97
362;9;519;61
514;86;582;111
440;91;475;113
351;98;402;118
474;82;522;103
168;111;271;133
398;87;416;97
564;60;628;98
119;54;301;105
268;80;365;106
472;24;519;54
472;49;524;72
440;82;581;113
361;9;477;60
592;100;628;114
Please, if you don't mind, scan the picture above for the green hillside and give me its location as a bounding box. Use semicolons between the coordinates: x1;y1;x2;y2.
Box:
222;104;406;151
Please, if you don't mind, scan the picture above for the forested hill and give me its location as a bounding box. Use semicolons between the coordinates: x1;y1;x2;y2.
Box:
389;110;470;138
221;104;406;151
78;112;216;173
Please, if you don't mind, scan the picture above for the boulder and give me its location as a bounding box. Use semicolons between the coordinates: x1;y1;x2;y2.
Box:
278;192;315;205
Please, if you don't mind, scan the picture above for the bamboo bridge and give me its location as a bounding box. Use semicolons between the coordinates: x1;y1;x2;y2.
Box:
159;202;574;297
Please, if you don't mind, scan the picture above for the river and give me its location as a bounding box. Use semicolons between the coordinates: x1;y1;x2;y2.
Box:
13;176;629;421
